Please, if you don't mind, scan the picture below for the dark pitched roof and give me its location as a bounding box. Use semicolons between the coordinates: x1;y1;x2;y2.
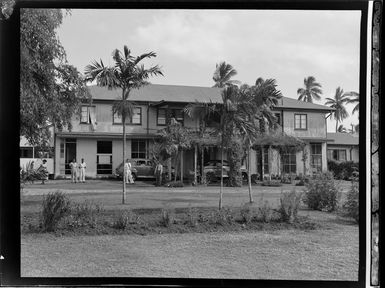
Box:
87;84;333;111
327;133;359;145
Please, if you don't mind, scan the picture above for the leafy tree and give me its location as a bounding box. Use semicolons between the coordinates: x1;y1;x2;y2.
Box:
85;46;163;204
212;61;240;88
20;9;87;148
345;91;359;115
157;119;193;182
337;124;347;133
297;76;323;103
325;87;350;132
0;0;15;19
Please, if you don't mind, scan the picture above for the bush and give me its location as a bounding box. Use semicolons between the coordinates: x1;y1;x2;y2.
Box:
113;211;130;230
328;160;359;180
342;181;359;223
279;189;302;223
160;207;175;227
256;201;275;223
41;191;71;232
240;203;257;224
68;201;104;228
211;207;234;225
262;180;282;187
164;181;184;188
250;173;260;183
303;172;340;212
186;206;199;227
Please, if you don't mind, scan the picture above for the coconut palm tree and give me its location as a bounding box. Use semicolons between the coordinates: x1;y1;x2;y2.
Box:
212;62;240;88
325;87;350;133
297;76;323;103
345;91;359;115
85;46;163;204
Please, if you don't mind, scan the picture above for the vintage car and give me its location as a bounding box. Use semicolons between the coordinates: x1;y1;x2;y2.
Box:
115;159;174;181
203;160;248;183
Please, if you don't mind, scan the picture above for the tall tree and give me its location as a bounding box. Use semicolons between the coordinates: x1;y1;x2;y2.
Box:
337;124;347;133
212;62;240;88
297;76;323;103
85;46;163;204
20;9;87;147
325;87;350;132
345;91;359;115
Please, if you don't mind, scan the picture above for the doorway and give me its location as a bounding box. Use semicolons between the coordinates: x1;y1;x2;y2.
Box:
65;138;77;174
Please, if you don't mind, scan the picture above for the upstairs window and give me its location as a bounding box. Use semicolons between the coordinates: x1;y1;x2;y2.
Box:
113;107;142;125
170;109;184;125
80;106;96;124
157;108;167;126
294;114;307;130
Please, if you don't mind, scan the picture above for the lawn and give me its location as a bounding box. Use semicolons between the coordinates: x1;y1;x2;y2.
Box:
20;180;358;280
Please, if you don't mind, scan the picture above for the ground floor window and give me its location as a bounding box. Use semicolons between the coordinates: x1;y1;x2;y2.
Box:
311;143;322;173
97;141;112;174
327;149;347;161
20;147;33;158
132;139;147;159
282;151;296;174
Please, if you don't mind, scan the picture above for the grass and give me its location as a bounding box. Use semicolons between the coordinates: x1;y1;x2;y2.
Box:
20;180;358;279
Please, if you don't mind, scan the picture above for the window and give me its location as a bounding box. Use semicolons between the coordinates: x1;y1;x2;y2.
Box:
328;149;347;161
113;107;142;125
20;147;33;158
294;114;307;130
310;143;322;173
157;108;167;126
131;140;147;159
80;106;89;123
97;141;112;174
282;151;296;174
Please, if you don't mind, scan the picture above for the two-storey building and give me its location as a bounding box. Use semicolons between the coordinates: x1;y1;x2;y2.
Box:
53;84;334;179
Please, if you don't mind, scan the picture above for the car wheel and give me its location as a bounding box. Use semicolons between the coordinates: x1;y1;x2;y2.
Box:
242;172;248;183
132;173;137;182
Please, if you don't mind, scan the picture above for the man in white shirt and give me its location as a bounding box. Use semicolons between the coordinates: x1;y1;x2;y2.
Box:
69;158;78;183
79;158;87;183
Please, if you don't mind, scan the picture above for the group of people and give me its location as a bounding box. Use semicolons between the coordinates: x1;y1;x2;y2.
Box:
69;158;87;183
124;159;135;184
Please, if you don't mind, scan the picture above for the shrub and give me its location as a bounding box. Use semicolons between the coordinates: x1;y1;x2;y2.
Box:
342;181;359;223
240;203;257;224
262;180;282;187
303;172;340;212
281;174;292;184
68;201;104;228
41;191;71;232
113;211;130;230
160;207;175;227
186;206;199;227
279;189;302;223
164;181;184;188
328;160;359;180
251;173;260;183
256;201;275;223
211;207;234;225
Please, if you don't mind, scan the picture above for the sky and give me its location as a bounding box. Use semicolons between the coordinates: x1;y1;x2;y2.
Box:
56;9;361;132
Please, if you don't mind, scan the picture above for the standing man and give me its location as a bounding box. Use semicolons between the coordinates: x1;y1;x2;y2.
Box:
69;158;78;183
79;158;87;183
124;159;130;184
38;159;49;184
155;161;163;186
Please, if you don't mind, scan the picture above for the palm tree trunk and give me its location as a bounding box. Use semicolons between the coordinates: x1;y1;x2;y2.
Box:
201;147;205;184
194;145;197;185
219;135;224;210
180;149;184;183
261;145;264;181
335;119;338;133
247;142;253;203
168;158;172;181
122;115;127;204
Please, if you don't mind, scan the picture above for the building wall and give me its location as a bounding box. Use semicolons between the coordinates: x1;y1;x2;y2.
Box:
77;138;97;177
283;110;327;138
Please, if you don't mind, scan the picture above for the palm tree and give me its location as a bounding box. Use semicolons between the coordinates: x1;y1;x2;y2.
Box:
325;87;350;132
297;76;323;103
212;62;240;88
345;91;359;115
85;46;163;204
337;124;347;133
